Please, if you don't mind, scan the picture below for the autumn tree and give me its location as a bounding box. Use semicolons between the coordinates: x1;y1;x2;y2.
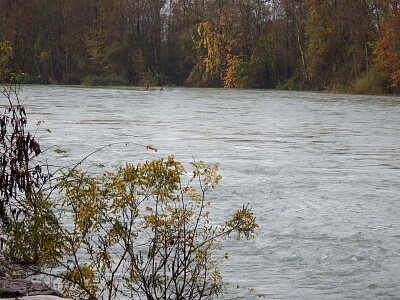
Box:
279;0;308;83
374;0;400;93
0;0;32;77
305;0;370;89
188;0;261;87
248;0;305;88
163;0;207;84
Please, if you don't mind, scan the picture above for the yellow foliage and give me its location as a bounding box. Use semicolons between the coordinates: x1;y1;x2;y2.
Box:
222;53;249;88
53;154;258;299
0;41;13;81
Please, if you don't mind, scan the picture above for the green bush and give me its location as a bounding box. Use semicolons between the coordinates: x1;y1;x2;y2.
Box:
350;67;389;95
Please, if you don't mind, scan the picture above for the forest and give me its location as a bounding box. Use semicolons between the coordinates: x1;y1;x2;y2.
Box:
0;0;399;93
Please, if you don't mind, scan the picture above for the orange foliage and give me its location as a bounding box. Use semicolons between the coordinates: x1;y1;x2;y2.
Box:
375;1;400;92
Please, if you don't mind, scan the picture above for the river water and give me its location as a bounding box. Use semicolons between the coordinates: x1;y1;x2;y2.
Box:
20;85;400;299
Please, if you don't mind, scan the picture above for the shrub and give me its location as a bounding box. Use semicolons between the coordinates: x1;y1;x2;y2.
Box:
0;81;61;268
55;157;258;300
350;67;389;95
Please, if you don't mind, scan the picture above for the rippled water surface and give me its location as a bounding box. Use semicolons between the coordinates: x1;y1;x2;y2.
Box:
21;86;400;299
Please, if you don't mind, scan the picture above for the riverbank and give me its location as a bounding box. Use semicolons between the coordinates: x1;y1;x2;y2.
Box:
0;276;64;299
15;78;398;96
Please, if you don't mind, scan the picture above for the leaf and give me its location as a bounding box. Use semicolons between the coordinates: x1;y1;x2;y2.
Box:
54;148;67;154
258;293;267;298
145;145;158;152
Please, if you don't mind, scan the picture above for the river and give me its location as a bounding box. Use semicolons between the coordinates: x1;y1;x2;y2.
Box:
20;85;400;299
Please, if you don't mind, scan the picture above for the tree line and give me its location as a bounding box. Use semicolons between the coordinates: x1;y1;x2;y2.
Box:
0;0;399;93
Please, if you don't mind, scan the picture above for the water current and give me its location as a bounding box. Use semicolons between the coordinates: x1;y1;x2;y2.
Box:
20;85;400;299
